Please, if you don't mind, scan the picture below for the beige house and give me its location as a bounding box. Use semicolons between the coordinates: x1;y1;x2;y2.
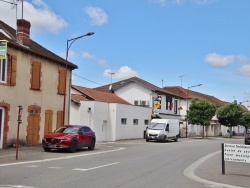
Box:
0;19;77;149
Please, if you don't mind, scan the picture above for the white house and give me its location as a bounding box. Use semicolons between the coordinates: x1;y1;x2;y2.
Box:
70;85;152;142
94;77;185;136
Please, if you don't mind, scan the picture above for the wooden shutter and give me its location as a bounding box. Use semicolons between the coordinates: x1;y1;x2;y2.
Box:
44;110;53;135
56;111;63;129
10;55;17;86
58;69;66;94
31;61;41;90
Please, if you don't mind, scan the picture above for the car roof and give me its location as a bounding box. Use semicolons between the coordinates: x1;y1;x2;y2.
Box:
62;125;90;128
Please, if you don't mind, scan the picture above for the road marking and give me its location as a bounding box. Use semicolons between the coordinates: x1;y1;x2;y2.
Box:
183;151;244;188
0;147;125;167
73;162;119;172
25;165;38;168
48;167;63;169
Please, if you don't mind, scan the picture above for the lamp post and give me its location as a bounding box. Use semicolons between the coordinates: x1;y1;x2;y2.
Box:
63;32;94;125
185;84;202;137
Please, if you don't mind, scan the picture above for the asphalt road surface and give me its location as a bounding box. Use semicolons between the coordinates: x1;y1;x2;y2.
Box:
0;137;247;188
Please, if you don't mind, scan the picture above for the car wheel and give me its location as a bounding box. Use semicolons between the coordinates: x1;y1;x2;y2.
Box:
69;140;78;153
88;139;95;150
162;136;167;143
146;139;149;142
44;148;51;152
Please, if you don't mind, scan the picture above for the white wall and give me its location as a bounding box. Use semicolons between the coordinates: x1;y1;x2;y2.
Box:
70;101;152;142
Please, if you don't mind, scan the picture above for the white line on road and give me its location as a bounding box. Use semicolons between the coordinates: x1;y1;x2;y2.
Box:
48;167;63;169
0;147;125;167
183;151;244;188
73;162;119;172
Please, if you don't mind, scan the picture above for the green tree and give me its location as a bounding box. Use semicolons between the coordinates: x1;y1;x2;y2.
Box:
187;99;217;138
239;112;250;134
216;100;243;137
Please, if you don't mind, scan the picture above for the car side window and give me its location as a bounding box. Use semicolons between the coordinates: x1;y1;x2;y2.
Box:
84;127;91;133
79;128;85;134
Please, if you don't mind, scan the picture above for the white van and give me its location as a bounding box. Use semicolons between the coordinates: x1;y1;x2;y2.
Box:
145;119;179;142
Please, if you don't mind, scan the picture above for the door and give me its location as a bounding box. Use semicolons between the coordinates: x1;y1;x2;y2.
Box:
0;107;5;149
27;110;40;146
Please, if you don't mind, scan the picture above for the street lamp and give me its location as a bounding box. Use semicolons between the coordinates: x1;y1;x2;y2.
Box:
63;32;94;125
185;84;202;137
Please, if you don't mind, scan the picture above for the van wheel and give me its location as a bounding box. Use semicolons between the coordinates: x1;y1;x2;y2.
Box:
162;136;167;143
174;135;178;142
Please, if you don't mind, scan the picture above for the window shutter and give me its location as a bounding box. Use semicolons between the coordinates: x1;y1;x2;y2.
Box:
31;61;41;90
58;69;66;94
44;110;53;135
56;111;63;129
10;55;17;86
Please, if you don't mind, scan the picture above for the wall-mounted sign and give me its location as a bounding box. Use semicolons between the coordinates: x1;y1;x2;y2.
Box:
0;40;8;59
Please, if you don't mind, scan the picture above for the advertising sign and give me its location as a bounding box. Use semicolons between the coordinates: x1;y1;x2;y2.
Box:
0;40;8;59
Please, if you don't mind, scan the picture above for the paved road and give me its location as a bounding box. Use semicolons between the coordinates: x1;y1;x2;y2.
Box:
0;137;249;188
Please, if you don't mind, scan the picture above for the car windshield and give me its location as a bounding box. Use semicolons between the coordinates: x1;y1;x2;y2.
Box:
55;127;79;134
148;123;165;130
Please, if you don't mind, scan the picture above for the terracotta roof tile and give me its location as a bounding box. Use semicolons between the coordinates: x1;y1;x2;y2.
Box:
0;20;77;70
72;85;131;105
71;94;90;105
163;86;227;107
94;76;183;98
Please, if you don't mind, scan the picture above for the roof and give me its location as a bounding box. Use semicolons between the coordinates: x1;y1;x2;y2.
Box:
163;86;227;107
94;76;183;98
71;85;131;105
0;20;77;70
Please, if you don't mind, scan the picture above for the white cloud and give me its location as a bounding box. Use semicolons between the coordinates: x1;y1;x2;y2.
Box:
0;0;67;33
238;64;250;76
204;53;235;67
85;7;108;26
82;52;96;60
103;66;139;80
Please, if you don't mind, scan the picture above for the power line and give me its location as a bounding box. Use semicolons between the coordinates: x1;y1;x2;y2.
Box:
72;73;103;86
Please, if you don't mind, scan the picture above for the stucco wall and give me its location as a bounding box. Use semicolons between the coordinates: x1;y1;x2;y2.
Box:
0;47;71;147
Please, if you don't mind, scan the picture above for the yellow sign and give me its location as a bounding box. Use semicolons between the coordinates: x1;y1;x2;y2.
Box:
154;101;161;109
0;40;8;59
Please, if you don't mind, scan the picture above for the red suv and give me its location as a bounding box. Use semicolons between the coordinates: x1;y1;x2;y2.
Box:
42;125;96;152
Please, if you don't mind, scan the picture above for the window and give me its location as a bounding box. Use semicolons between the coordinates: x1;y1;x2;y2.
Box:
0;55;17;85
58;68;66;94
133;119;138;125
166;96;172;110
121;118;127;124
174;99;178;114
0;58;7;83
144;119;149;125
31;61;41;90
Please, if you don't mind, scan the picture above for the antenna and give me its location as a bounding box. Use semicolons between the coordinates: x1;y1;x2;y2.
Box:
162;79;163;88
179;75;184;87
108;72;115;84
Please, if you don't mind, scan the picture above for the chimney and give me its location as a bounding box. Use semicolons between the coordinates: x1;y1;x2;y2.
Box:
17;19;31;46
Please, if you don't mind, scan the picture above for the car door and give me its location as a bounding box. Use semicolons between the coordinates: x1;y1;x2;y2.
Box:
83;127;92;144
78;127;88;147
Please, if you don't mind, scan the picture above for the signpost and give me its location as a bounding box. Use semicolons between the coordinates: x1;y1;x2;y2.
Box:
221;143;250;174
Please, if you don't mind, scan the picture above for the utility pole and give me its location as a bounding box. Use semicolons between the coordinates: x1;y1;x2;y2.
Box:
108;72;115;84
179;75;184;87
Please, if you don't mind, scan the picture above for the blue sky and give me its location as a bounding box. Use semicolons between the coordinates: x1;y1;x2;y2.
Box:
1;0;250;106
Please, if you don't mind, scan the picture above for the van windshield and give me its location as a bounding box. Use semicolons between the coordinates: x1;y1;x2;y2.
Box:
148;123;165;130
